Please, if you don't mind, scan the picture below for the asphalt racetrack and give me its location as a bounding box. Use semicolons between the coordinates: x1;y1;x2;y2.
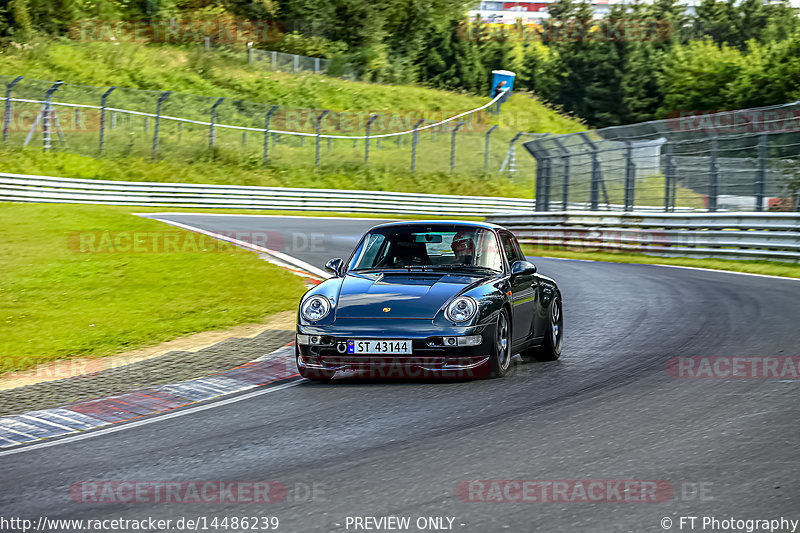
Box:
1;214;799;532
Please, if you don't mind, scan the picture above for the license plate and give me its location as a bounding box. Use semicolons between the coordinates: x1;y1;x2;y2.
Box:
347;339;412;355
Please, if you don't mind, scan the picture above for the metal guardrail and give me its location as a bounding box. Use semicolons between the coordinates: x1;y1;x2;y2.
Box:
0;173;537;216
0;173;702;216
487;212;800;263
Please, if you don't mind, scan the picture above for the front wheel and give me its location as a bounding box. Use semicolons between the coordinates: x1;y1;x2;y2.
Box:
520;296;563;362
488;309;512;378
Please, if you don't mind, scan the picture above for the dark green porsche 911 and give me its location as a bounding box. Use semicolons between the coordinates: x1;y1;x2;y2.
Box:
296;221;563;381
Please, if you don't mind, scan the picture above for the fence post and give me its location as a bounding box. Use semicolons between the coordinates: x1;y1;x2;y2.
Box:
365;114;379;165
579;132;601;211
527;140;546;212
314;57;320;74
293;55;299;73
450;121;465;173
539;147;553;212
98;86;116;156
263;105;278;166
552;138;570;210
664;141;676;212
411;119;424;173
209;97;225;150
484;125;498;172
272;51;277;69
2;76;23;143
755;132;767;212
316;109;329;170
42;81;63;152
152;90;171;160
624;141;635;212
708;135;719;212
247;42;254;66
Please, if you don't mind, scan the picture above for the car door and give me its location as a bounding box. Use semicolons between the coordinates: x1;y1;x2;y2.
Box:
499;231;537;343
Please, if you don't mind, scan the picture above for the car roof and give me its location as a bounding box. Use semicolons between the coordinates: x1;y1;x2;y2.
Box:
367;220;505;232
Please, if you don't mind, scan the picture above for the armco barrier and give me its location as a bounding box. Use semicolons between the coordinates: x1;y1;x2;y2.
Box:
0;173;696;216
3;173;797;261
0;173;536;216
486;212;800;263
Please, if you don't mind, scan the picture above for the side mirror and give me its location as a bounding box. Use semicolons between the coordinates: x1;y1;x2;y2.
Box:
325;257;344;277
510;260;536;280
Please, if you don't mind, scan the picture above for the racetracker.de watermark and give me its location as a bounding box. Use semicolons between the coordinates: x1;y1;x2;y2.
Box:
68;230;285;254
1;109;102;133
667;109;800;134
666;356;800;379
456;480;674;503
459;19;673;42
68;19;284;44
69;481;286;504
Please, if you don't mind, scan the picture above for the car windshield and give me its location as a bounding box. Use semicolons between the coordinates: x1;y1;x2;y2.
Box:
350;225;503;272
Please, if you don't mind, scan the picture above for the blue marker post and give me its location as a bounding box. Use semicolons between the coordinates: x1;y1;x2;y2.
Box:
490;70;515;114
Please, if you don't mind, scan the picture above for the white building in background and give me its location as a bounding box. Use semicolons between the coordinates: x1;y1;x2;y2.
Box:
469;0;799;24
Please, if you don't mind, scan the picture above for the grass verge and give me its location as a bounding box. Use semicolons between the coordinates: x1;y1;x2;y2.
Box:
0;202;308;373
523;246;800;279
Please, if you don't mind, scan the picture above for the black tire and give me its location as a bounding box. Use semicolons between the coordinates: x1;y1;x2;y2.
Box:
520;296;563;362
488;309;512;378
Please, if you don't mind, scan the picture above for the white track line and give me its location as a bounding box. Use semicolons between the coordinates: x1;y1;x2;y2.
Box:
138;216;330;279
651;263;800;282
135;212;397;222
0;381;301;457
536;256;800;282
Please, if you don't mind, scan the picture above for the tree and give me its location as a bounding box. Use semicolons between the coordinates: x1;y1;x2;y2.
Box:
657;39;745;116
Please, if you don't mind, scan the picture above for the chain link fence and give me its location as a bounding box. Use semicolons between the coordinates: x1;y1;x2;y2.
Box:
248;47;331;75
0;75;540;183
524;102;800;212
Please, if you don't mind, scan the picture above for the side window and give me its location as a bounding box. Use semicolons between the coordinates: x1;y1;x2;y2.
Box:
476;231;503;271
499;231;523;264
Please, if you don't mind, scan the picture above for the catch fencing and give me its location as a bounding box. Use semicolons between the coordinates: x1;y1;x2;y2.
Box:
0;75;537;179
487;212;800;263
248;47;331;75
524;102;800;213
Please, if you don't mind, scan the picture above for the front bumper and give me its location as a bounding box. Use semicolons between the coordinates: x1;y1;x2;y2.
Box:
296;319;493;379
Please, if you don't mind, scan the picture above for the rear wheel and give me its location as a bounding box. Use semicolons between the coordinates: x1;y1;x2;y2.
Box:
488;309;512;378
520;296;563;362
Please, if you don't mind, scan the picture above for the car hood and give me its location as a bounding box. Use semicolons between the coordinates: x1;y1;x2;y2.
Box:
335;271;486;319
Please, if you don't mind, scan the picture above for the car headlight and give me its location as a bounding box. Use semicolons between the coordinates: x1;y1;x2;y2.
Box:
445;296;478;323
301;295;331;321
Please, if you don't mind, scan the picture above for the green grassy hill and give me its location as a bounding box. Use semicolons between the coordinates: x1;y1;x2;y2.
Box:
0;40;581;132
0;40;584;198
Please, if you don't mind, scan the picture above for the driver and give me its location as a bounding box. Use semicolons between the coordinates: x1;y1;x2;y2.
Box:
451;230;476;265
